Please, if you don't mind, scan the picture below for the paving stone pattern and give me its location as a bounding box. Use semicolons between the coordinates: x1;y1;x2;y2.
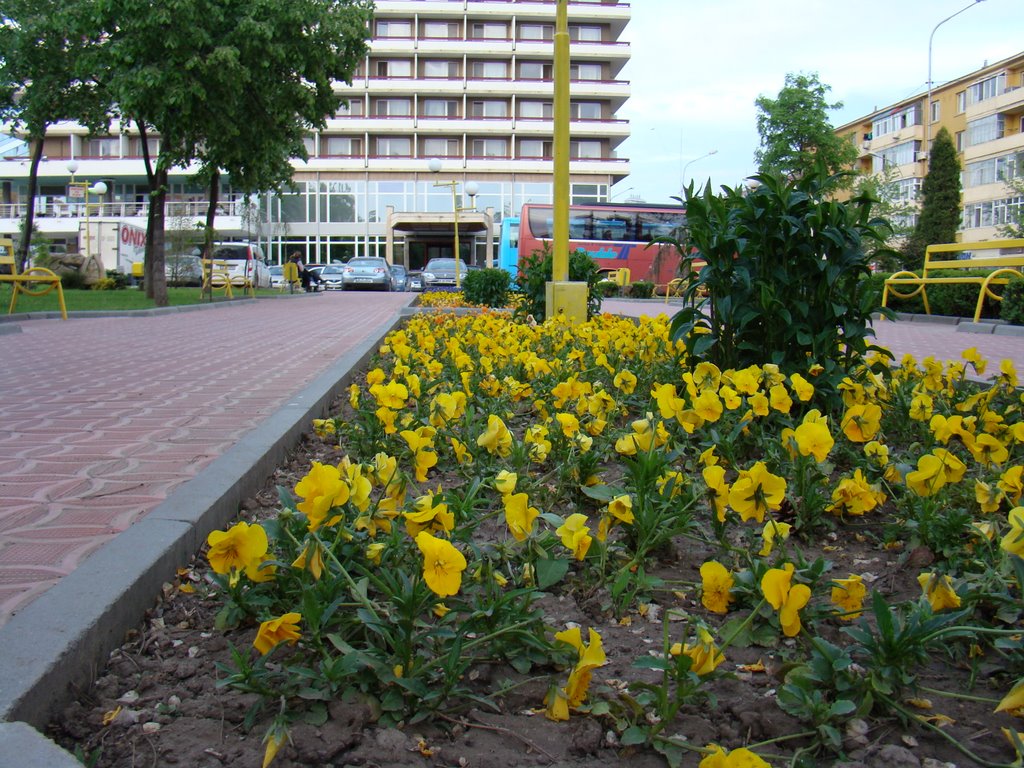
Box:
0;293;411;627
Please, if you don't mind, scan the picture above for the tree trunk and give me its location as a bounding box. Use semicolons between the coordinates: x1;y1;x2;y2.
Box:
203;171;220;301
17;136;45;272
149;166;169;307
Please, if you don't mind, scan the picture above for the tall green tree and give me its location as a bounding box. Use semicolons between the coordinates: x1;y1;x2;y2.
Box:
851;162;915;272
0;0;110;269
101;0;372;305
754;72;857;191
901;127;962;270
997;175;1024;239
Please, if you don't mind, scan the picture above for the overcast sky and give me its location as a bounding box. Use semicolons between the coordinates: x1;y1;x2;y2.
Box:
614;0;1024;204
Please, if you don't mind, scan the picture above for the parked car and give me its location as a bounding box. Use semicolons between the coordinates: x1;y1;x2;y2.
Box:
340;257;392;291
306;264;330;292
407;271;424;292
390;264;408;291
269;264;286;289
165;252;203;286
207;242;272;289
318;264;346;290
421;258;468;290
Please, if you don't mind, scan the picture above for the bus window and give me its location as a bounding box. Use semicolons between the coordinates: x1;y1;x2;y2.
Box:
568;212;592;239
592;211;636;242
639;211;685;241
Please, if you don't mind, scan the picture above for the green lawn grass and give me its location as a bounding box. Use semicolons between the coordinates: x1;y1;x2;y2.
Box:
0;285;283;314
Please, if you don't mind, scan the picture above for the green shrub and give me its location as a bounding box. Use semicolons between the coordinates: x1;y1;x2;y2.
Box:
461;267;511;308
103;269;130;290
60;270;88;290
1002;278;1024;325
630;280;655;299
669;166;894;407
597;280;620;298
513;243;602;322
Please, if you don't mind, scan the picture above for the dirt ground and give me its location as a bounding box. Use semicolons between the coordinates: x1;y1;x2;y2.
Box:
45;410;1021;768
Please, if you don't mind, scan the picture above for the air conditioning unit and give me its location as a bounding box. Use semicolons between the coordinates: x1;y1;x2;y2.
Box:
861;142;871;150
915;151;928;162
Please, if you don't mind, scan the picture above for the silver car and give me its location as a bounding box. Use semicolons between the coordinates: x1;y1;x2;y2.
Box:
390;264;408;291
319;264;346;290
341;257;393;291
421;258;468;289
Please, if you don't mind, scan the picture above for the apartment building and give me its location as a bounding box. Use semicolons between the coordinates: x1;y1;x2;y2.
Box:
835;51;1024;243
0;0;631;272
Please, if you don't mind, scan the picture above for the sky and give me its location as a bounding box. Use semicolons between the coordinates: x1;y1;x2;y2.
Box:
613;0;1024;204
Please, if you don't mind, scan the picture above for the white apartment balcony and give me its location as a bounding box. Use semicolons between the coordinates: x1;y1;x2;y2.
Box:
964;85;1024;121
962;132;1024;164
962;180;1016;206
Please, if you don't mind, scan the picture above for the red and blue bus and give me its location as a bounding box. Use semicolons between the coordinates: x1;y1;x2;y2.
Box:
512;203;688;286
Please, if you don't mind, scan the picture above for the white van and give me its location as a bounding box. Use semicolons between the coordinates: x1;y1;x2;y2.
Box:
206;242;271;289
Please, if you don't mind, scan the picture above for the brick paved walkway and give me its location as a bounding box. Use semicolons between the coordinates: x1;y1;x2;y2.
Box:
0;293;411;627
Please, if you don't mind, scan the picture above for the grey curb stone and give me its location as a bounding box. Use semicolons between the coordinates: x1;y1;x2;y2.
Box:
956;321;996;334
0;722;82;768
995;324;1024;337
0;309;405;746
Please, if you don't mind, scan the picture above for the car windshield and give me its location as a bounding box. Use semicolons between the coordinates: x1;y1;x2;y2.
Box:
391;266;406;276
269;266;283;275
211;245;250;260
426;259;464;271
322;265;344;275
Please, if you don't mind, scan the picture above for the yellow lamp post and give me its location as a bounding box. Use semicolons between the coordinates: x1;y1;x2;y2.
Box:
66;160;107;265
545;0;588;322
428;158;478;290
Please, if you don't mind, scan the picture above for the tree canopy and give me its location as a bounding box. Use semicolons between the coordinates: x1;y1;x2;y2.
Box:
754;72;858;189
1;0;372;303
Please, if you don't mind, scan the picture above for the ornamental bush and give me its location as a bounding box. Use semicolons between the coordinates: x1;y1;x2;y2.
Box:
630;280;655;299
669;165;896;406
1002;277;1024;325
460;267;511;308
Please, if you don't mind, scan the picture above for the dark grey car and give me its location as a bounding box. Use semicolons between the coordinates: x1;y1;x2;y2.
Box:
340;257;393;291
421;258;469;289
390;264;408;291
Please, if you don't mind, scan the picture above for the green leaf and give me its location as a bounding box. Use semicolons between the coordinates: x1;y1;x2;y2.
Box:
620;726;648;746
632;656;671;672
536;557;569;589
301;703;329;726
829;699;856;717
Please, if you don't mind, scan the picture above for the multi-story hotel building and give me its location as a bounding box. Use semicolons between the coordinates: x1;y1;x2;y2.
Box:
0;0;631;272
835;51;1024;243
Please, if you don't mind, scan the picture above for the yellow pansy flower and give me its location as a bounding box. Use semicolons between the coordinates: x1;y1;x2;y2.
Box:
728;461;787;523
1001;507;1024;557
830;574;867;620
416;531;467;598
670;627;725;676
761;563;812;637
503;492;540;542
556;513;593;560
699;560;735;614
253;613;302;655
917;572;961;611
206;521;269;576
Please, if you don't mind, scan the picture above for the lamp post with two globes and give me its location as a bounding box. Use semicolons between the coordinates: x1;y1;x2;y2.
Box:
66;160;108;264
428;158;478;290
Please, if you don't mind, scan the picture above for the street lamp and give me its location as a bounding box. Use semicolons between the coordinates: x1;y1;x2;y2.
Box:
67;160;107;264
428;158;478;289
926;0;986;160
680;149;718;196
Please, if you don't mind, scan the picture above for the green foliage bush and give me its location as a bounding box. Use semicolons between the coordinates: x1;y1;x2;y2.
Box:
597;280;620;298
630;280;655;299
513;243;602;322
60;270;88;290
669;166;894;406
460;267;510;308
1001;278;1024;325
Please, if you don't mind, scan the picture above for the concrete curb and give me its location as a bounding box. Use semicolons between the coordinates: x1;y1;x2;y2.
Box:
0;309;406;755
0;722;81;768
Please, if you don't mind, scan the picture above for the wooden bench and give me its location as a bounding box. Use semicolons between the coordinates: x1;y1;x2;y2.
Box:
0;238;68;320
882;239;1024;323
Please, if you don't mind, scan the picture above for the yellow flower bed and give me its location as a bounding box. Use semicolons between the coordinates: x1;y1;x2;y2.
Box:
207;310;1024;766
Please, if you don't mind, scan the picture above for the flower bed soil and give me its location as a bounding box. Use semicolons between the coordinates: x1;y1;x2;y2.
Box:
47;422;1016;768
